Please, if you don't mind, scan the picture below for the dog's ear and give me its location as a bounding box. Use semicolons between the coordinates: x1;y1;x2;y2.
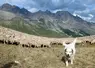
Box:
63;42;67;46
71;38;77;46
73;38;77;44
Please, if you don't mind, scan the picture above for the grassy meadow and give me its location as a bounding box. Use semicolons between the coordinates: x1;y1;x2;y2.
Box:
0;43;95;68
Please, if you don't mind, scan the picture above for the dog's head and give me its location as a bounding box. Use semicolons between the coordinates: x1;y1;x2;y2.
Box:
64;48;73;58
63;38;77;57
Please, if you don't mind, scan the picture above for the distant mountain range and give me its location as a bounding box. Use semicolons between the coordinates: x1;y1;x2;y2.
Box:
0;3;95;38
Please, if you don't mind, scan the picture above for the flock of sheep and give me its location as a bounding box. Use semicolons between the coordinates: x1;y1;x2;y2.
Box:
0;26;95;48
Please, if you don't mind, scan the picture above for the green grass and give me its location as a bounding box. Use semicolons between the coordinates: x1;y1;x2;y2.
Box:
60;27;90;37
0;18;68;38
0;17;91;38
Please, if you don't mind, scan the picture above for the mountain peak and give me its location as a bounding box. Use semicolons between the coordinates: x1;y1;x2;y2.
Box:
0;3;31;17
45;10;51;14
0;3;12;9
2;3;12;7
21;8;31;15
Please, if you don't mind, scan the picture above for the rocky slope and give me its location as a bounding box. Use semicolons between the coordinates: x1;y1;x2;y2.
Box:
0;3;95;37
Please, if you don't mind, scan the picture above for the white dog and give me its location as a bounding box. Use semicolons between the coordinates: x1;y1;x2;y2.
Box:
63;38;77;67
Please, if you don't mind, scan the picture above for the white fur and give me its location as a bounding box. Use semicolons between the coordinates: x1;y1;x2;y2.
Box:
63;38;77;67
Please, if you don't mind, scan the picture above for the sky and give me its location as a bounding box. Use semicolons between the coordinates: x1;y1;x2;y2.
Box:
0;0;95;22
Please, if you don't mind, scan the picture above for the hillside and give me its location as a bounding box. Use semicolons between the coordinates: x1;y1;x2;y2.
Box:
0;3;95;38
0;25;95;68
0;26;95;48
0;26;95;68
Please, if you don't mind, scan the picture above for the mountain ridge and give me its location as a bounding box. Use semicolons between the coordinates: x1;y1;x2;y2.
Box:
0;3;95;38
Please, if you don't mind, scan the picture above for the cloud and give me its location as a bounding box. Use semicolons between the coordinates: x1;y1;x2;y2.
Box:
89;14;94;18
28;8;38;13
2;0;88;12
68;2;86;11
0;0;5;5
79;0;95;5
73;8;90;15
0;0;95;22
74;13;93;21
52;9;63;13
7;0;76;10
73;9;94;21
1;0;94;11
11;0;26;3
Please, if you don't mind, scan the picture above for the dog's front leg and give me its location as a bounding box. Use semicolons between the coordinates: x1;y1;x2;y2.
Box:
65;61;68;67
71;56;74;64
71;59;73;64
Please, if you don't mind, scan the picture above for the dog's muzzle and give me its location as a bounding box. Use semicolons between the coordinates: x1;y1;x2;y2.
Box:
66;54;70;58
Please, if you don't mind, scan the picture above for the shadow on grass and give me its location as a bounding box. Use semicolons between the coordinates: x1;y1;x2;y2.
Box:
1;61;19;68
61;56;66;63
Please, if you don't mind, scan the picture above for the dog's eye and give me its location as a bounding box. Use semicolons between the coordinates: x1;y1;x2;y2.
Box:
72;49;73;53
65;49;67;52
